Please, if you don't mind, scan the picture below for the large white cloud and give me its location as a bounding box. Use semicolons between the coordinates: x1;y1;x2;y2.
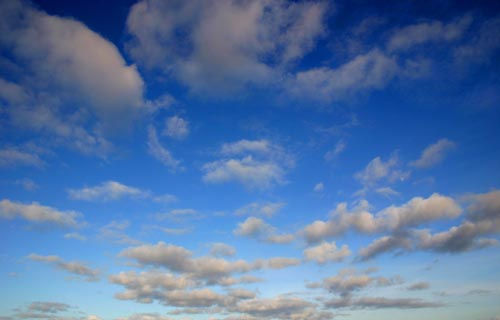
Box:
126;0;327;94
0;0;146;154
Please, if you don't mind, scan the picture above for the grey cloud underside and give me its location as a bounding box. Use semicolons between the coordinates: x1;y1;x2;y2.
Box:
28;254;100;281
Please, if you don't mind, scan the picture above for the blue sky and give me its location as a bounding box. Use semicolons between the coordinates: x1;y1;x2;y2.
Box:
0;0;500;319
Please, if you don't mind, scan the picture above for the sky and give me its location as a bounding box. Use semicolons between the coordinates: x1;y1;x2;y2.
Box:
0;0;500;319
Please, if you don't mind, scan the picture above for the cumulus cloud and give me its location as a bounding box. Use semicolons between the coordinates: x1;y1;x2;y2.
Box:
410;138;456;168
126;0;327;94
0;199;82;228
307;268;403;298
234;217;294;244
210;243;236;257
303;193;461;243
147;126;181;171
0;0;146;154
203;139;293;189
387;16;472;52
28;254;99;281
163;116;189;139
68;181;148;201
303;241;351;264
235;202;286;218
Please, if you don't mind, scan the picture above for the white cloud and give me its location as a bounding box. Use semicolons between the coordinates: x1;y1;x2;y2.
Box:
313;183;324;192
209;243;236;257
303;193;461;243
235;202;286;218
28;254;99;281
234;217;273;238
0;148;44;167
64;233;87;241
355;153;409;188
0;199;82;228
221;140;272;155
98;220;141;246
324;140;346;161
410;138;456;168
303;241;351;264
147;126;181;171
286;49;399;102
163;116;189;139
68;181;148;201
202;156;285;189
126;0;327;94
15;178;38;191
0;0;146;154
388;16;472;52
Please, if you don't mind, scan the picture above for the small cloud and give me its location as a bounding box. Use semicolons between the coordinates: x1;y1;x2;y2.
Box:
410;138;456;169
324;140;346;161
163;115;189;139
64;233;86;241
313;182;324;192
15;178;38;191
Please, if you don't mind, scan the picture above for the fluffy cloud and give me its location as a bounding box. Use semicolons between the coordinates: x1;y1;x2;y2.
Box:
307;268;403;298
285;49;399;102
325;296;443;309
235;202;286;218
303;193;461;243
357;190;500;259
234;217;294;244
0;0;146;154
28;254;99;281
126;0;327;94
68;181;148;201
210;243;236;257
163;116;189;139
410;138;456;168
0;199;82;228
355;153;409;188
303;241;351;264
147;126;181;171
387;16;472;52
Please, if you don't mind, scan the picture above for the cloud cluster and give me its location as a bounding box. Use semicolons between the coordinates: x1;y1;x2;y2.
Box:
303;193;461;243
126;0;327;94
234;217;294;244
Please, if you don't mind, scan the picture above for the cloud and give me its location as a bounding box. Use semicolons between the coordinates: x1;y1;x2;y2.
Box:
0;148;44;167
210;243;236;257
64;233;87;241
307;268;403;298
355;152;409;188
98;220;141;246
163;116;189;139
455;16;500;64
387;16;472;52
234;217;274;238
235;202;286;218
324;140;346;161
0;0;146;154
0;199;82;228
410;138;456;168
358;234;412;261
285;49;399;102
203;139;293;189
116;314;174;320
407;282;430;291
303;241;351;264
68;181;148;201
28;254;99;281
325;296;443;309
303;193;461;243
15;178;38;191
265;257;301;269
147;126;181;171
126;0;327;94
27;302;71;313
375;187;399;197
266;234;295;244
313;183;324;193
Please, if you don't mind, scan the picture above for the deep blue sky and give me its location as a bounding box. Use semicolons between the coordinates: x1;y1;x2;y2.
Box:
1;0;499;320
